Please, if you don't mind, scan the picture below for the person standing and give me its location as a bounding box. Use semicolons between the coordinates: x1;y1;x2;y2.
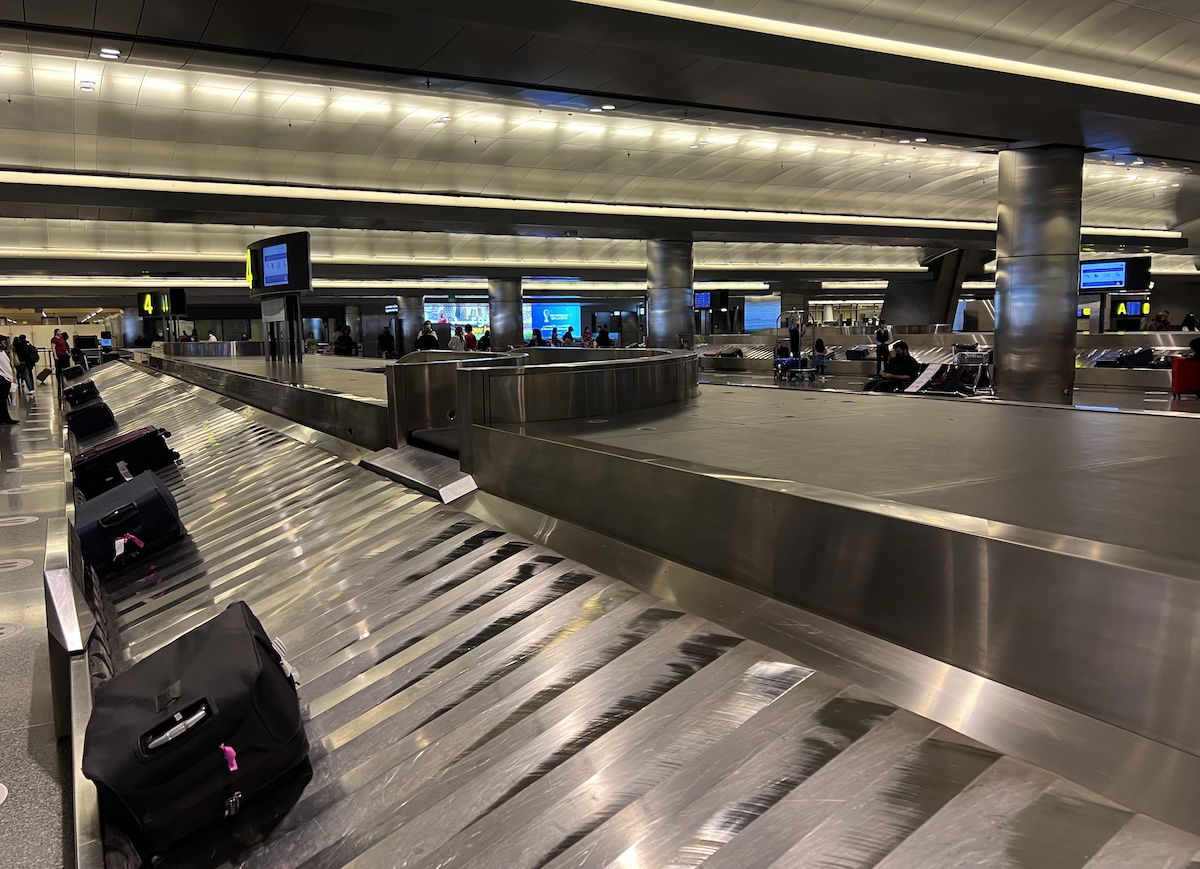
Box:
332;325;357;356
377;326;396;358
1180;312;1197;332
463;324;478;351
874;321;891;376
478;329;492;351
0;336;18;425
448;326;466;351
51;330;71;392
787;315;801;359
562;326;576;346
415;323;440;351
12;334;35;397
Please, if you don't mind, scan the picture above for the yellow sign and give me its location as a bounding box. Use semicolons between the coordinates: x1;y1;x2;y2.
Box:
1116;302;1127;315
1082;307;1091;316
136;292;170;316
245;249;253;286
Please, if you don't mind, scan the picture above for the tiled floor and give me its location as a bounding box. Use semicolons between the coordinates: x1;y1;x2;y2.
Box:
0;377;67;868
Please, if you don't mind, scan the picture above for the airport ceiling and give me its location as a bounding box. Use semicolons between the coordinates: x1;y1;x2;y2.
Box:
0;1;1198;307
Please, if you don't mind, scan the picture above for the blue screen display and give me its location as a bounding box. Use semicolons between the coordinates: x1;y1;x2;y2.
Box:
526;303;581;339
745;295;781;332
263;243;289;287
1080;261;1126;290
693;291;711;309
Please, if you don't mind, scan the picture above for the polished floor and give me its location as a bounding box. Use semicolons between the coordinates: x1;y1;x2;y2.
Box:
53;361;1200;866
522;381;1200;570
701;370;1200;415
0;378;68;868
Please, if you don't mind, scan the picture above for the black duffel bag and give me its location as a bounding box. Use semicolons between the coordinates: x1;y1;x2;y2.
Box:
82;601;307;858
63;380;100;407
66;401;117;439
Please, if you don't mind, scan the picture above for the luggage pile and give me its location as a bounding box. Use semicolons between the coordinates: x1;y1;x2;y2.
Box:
65;376;310;862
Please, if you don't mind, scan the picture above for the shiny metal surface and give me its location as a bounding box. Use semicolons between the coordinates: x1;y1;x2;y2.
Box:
488;277;523;351
64;362;1200;864
146;353;393;450
394;296;427;355
161;341;266;357
467;386;1200;760
386;351;514;447
995;147;1084;405
646;239;695;349
361;446;477;503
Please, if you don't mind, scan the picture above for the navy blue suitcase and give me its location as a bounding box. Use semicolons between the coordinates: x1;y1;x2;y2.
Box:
67;401;117;439
75;471;185;574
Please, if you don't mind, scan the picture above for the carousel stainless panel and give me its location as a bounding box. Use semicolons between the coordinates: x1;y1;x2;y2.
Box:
63;362;1200;866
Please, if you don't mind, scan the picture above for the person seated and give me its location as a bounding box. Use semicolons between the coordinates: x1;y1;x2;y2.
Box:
415;324;440;351
864;340;920;392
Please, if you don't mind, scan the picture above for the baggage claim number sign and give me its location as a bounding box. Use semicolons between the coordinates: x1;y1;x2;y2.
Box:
138;292;172;316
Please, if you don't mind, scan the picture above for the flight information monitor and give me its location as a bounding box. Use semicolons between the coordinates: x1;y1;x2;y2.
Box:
693;291;712;309
1079;258;1150;292
1080;261;1126;290
262;243;289;287
246;231;313;297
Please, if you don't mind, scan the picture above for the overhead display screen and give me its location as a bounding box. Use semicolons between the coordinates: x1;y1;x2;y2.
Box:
693;291;712;309
246;231;313;297
426;301;490;327
262;243;289;287
1080;261;1126;290
1079;258;1150;293
137;291;171;316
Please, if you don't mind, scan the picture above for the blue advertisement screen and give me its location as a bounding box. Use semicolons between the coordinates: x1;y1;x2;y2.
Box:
1080;261;1126;290
262;243;289;287
694;290;711;309
526;303;581;339
744;295;781;332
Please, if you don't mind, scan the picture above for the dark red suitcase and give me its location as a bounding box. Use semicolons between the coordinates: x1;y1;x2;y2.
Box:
73;426;178;499
1171;356;1200;398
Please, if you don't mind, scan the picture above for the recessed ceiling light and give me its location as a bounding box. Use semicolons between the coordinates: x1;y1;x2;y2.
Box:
1172;182;1181;187
601;104;616;111
588;107;604;113
914;136;928;143
689;143;700;149
898;139;911;144
99;47;120;57
1132;157;1145;165
698;140;709;145
79;81;96;92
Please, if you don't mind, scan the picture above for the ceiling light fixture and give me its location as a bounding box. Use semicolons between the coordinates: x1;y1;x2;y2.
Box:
914;137;928;143
898;139;911;144
601;104;616;111
588;107;604;112
99;47;120;58
78;80;96;92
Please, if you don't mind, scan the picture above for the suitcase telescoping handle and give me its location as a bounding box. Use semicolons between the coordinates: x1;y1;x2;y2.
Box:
99;502;139;528
142;700;210;752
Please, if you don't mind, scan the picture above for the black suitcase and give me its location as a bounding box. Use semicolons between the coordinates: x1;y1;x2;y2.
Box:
82;602;307;857
73;426;178;500
62;364;85;380
66;400;117;439
63;380;100;407
74;471;185;573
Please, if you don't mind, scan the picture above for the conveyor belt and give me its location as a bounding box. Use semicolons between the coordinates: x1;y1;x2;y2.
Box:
76;362;1200;867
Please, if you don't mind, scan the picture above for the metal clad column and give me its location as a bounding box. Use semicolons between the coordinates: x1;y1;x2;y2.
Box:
995;147;1083;404
395;295;425;355
488;278;522;350
647;240;694;348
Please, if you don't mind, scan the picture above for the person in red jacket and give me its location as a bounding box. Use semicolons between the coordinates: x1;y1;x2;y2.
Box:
51;329;71;392
463;324;478;351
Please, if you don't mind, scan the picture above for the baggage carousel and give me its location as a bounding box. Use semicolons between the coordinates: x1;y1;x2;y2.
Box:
60;362;1200;867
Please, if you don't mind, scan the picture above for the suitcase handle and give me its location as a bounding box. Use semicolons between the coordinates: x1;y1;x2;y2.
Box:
99;502;139;528
142;700;209;752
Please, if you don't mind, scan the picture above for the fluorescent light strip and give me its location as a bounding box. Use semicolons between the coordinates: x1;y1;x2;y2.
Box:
569;0;1200;107
0;170;1177;238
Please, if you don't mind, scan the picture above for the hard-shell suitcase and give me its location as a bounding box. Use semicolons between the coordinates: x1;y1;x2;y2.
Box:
73;426;178;500
63;380;100;407
845;346;871;361
66;401;117;439
1171;356;1200;398
82;601;307;858
74;471;185;573
62;364;85;380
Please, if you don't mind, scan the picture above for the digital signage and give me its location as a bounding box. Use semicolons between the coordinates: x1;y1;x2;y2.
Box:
744;294;781;332
526;303;582;339
1079;258;1151;292
246;231;313;297
693;291;712;309
137;291;171;317
425;302;490;327
1111;299;1150;317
